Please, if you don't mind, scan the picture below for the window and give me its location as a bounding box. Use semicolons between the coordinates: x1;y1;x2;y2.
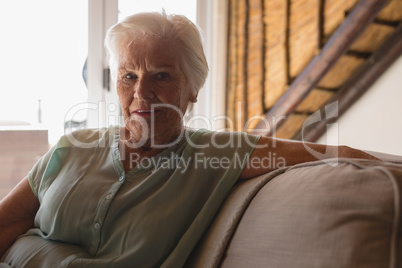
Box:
0;0;88;145
0;0;88;199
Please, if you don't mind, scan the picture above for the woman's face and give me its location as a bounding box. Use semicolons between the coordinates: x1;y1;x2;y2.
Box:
116;34;194;146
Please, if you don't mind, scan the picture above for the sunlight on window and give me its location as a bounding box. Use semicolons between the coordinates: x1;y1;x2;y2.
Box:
0;0;88;145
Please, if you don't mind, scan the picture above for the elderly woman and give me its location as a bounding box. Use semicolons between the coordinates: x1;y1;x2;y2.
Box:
0;12;376;268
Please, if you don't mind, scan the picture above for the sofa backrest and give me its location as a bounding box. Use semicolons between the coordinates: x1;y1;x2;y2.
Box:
186;156;402;268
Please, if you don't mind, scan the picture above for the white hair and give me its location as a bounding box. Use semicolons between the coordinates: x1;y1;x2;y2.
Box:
105;11;209;97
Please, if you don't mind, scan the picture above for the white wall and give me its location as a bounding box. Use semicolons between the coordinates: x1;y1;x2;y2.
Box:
317;54;402;155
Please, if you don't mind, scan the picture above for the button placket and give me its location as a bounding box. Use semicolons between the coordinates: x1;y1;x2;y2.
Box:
93;222;101;230
89;175;126;255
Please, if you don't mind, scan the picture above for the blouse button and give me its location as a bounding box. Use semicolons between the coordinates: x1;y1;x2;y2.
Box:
94;222;101;230
106;194;113;200
119;176;124;181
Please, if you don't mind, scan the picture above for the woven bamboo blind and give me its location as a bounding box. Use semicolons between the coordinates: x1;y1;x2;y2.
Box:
226;0;401;138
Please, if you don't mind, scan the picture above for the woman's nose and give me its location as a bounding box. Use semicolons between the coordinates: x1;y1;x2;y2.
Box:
133;78;155;100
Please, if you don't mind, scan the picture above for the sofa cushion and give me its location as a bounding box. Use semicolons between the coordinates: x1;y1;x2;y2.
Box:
186;158;402;268
221;159;402;268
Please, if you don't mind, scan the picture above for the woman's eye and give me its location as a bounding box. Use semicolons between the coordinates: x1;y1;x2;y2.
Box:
155;72;169;80
120;73;137;81
124;73;136;80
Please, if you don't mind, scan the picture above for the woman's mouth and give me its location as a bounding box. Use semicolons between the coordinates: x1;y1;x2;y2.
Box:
132;109;161;117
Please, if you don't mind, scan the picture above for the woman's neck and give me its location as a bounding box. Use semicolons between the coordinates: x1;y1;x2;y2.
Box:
118;126;185;173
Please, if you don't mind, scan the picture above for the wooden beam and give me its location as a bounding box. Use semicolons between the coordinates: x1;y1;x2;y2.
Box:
243;0;249;129
252;0;390;136
317;0;325;49
285;0;291;84
294;22;402;142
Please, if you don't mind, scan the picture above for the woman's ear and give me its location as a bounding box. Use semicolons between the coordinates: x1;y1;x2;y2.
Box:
190;87;198;103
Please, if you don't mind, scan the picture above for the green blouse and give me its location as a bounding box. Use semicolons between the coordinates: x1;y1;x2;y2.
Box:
2;126;260;268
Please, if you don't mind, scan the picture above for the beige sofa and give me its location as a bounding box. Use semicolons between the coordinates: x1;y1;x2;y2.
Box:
186;153;402;268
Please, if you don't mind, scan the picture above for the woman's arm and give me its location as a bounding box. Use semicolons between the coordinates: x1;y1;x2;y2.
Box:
239;136;379;180
0;177;39;257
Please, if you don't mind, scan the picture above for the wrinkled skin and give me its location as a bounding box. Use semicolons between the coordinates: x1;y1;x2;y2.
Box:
116;34;196;170
117;34;195;152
